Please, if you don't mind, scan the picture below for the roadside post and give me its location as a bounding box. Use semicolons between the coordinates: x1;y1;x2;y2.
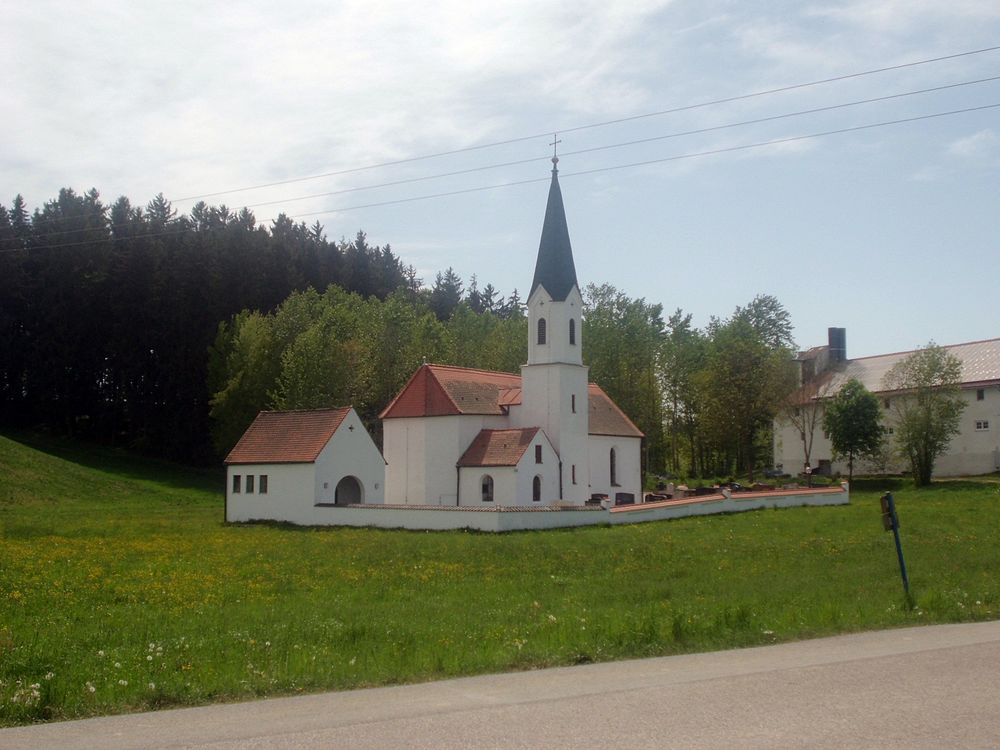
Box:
880;492;910;596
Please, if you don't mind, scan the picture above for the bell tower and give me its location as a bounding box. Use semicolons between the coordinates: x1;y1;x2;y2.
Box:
518;153;590;504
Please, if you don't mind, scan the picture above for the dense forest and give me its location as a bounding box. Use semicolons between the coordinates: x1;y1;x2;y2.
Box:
0;188;798;476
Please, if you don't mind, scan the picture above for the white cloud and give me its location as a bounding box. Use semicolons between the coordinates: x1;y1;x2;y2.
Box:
946;129;999;159
809;0;1000;32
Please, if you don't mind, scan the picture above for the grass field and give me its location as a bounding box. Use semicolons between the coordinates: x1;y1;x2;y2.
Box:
1;433;998;726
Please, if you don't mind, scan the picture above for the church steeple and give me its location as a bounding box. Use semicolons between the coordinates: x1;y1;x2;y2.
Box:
520;152;589;504
529;157;578;302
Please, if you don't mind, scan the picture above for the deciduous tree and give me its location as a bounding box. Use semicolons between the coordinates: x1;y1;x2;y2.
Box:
882;343;966;486
822;378;883;482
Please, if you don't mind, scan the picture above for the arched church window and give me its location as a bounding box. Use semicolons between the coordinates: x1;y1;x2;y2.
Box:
610;447;618;487
481;475;494;502
532;475;542;502
537;318;547;345
569;318;576;345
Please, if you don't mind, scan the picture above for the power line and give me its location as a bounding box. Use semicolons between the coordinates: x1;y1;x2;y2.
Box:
234;75;1000;211
32;73;998;240
282;103;1000;220
168;45;1000;203
14;101;998;253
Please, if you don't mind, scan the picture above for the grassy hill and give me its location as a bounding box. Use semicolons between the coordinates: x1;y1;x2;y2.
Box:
1;433;998;726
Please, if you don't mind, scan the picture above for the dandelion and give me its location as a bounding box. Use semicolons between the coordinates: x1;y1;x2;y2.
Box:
86;682;96;693
547;614;557;623
118;679;128;686
97;650;105;657
349;657;356;665
114;662;121;669
147;655;153;661
45;672;55;680
148;682;156;690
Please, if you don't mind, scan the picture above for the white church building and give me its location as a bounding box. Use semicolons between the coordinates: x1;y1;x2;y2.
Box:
379;157;643;506
224;161;852;528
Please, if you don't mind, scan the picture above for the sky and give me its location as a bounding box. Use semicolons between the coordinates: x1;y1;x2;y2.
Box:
4;0;999;359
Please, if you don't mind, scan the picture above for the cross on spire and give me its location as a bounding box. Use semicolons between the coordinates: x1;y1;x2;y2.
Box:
550;133;561;168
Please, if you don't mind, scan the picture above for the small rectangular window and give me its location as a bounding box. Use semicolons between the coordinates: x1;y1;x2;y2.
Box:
887;427;894;435
976;420;990;431
977;388;985;401
572;464;576;484
246;475;254;493
232;474;241;494
535;445;542;463
259;475;268;494
571;394;576;413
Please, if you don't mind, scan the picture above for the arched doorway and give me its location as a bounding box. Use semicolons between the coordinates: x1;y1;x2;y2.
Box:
334;475;363;505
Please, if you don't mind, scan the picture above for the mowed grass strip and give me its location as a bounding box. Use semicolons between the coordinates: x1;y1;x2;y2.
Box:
1;434;997;726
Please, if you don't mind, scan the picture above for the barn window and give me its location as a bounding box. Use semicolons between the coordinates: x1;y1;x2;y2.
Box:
571;394;576;413
535;445;542;463
569;318;576;345
481;475;494;502
977;388;985;401
571;464;576;484
610;448;618;486
232;474;241;494
976;420;990;431
537;317;547;345
532;475;541;502
246;475;255;494
259;475;268;494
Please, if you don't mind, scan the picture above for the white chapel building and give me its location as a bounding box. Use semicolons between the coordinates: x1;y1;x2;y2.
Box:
379;158;644;506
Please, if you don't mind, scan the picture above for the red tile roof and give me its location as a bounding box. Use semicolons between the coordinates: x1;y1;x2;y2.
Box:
457;428;541;467
380;364;643;438
588;384;644;438
379;364;522;418
225;407;351;465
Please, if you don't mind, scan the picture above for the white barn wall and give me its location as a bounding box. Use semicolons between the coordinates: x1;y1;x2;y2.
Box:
775;386;1000;477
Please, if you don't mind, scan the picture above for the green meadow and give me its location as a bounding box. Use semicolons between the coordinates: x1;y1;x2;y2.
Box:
1;433;997;726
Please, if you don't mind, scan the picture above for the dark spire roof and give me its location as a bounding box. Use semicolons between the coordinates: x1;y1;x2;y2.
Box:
530;159;578;301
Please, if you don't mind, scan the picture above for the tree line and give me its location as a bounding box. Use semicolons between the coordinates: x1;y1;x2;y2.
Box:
2;187;807;476
208;279;800;480
0;189;427;461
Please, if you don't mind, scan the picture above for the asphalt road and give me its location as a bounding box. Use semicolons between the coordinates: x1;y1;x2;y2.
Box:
4;620;999;749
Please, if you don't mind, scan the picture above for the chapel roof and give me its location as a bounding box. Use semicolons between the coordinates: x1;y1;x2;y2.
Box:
380;363;644;437
529;162;578;301
225;407;351;464
379;364;523;418
588;383;645;438
457;427;541;467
